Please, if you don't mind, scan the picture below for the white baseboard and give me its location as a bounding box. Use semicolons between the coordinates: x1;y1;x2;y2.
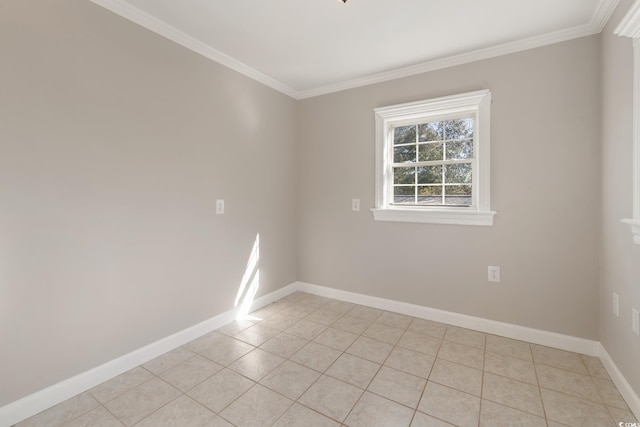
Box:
4;281;639;425
294;282;600;356
0;282;298;427
599;345;640;420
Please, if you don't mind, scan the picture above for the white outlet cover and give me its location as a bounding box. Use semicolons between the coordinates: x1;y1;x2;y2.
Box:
613;292;620;317
352;199;360;211
216;199;224;214
488;266;501;283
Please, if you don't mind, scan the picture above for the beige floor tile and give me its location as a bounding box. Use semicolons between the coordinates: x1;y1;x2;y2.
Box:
234;324;281;347
258;312;300;331
285;318;328;340
291;341;342;372
531;344;589;375
385;346;435;379
326;353;381;389
541;388;613;426
344;391;414;427
322;299;357;315
362;322;405;345
216;319;255;336
280;303;317;318
305;308;344;325
220;384;293;427
437;341;484;370
135;395;215;427
194;334;255;366
259;332;309;358
407;319;447;339
594;377;629;409
609;405;639;424
536;364;602;402
313;327;359;351
249;301;289;320
50;405;120;427
484;351;538;385
273;403;340;427
159;354;222;392
349;305;383;321
443;326;486;350
479;399;546;427
397;331;442;356
187;368;254;413
185;331;226;354
298;375;364;422
332;315;374;334
368;366;427;408
89;367;154;404
418;382;480;427
581;354;611;380
103;377;181;426
260;360;321;400
410;411;455;426
482;372;544;417
485;335;532;361
375;311;413;329
228;348;285;381
347;336;394;364
429;359;483;396
142;346;196;374
202;416;234;427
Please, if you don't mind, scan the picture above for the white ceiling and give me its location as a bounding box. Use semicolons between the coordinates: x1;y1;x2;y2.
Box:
91;0;619;99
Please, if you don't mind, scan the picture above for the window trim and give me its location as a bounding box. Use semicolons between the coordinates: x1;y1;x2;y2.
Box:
615;3;640;244
372;89;496;226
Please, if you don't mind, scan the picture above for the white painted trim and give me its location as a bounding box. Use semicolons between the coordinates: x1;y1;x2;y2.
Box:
91;0;619;100
0;283;298;427
371;208;496;226
295;281;600;355
599;344;640;420
89;0;298;99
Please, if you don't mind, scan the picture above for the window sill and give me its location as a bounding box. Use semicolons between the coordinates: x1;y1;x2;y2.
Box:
622;218;640;245
371;207;496;226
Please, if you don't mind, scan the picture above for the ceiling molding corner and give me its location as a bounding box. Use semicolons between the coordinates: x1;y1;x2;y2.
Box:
615;0;640;38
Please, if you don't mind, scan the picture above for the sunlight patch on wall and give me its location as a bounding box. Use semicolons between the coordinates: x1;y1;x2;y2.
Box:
235;233;260;319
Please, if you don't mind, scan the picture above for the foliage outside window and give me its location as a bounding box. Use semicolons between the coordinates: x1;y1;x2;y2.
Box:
373;90;495;226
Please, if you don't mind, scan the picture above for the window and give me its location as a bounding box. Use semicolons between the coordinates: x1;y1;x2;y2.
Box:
372;90;495;226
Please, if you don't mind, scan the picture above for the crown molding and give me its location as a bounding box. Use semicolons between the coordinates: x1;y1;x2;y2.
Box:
90;0;299;99
92;0;619;100
615;0;640;37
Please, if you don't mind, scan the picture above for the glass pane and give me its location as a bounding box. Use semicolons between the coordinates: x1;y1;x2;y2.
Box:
444;117;473;140
418;122;443;141
417;165;442;184
418;142;443;161
394;145;416;163
444;163;472;184
394;167;415;185
445;139;473;160
444;185;472;206
394;125;416;145
394;186;414;204
417;186;442;205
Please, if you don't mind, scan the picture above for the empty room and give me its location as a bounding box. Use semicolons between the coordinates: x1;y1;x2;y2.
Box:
2;0;640;426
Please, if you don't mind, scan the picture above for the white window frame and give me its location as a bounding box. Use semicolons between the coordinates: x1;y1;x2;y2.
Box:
616;3;640;245
372;89;496;226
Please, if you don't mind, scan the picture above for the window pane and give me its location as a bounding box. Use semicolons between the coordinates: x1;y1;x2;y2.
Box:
394;125;416;145
444;185;472;206
394;145;416;163
418;122;443;141
394;186;414;204
444;117;473;140
417;186;442;205
444;163;472;184
418;142;443;161
394;167;415;185
445;139;473;160
417;165;442;184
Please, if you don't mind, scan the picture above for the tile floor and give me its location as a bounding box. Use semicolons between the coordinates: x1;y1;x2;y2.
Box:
16;292;639;427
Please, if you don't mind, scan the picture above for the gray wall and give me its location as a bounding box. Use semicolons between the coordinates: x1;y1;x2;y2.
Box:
0;0;298;406
600;0;640;399
297;36;602;340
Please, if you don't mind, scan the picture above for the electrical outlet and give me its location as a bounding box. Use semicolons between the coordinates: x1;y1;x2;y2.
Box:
216;199;224;214
633;309;639;336
352;199;360;211
488;266;501;283
613;292;620;317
